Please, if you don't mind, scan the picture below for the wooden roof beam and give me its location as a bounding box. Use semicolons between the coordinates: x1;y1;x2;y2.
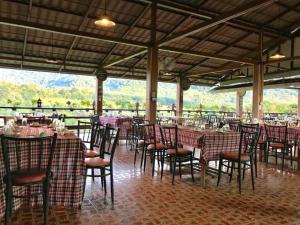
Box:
160;46;255;65
129;0;288;39
95;4;150;74
59;0;98;72
21;0;32;69
0;17;148;48
158;0;276;46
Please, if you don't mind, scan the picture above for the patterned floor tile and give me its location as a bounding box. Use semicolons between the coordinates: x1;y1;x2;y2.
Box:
2;144;300;225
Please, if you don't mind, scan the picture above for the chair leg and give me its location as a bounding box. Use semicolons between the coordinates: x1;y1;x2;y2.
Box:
254;147;258;178
266;146;270;167
43;181;50;225
250;158;255;191
172;156;176;185
140;146;145;168
102;169;107;196
161;150;165;180
152;151;156;177
134;146;138;165
217;158;223;186
110;167;114;204
237;161;242;194
282;148;285;171
179;159;182;178
229;162;234;183
5;187;12;225
82;169;88;200
290;146;293;166
190;155;194;182
92;169;95;182
275;148;278;165
143;149;147;172
242;163;246;180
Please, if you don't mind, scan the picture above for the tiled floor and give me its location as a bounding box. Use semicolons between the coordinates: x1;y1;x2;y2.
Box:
4;144;300;225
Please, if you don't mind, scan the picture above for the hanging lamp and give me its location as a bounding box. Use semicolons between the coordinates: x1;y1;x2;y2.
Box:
95;0;116;28
270;1;285;60
46;32;58;64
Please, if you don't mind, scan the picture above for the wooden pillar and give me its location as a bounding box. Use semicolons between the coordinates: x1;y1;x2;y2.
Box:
297;90;300;118
146;47;158;123
236;90;246;118
145;1;158;123
95;77;103;115
176;77;183;117
252;32;264;119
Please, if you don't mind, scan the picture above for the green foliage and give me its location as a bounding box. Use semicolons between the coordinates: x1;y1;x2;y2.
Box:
0;69;298;115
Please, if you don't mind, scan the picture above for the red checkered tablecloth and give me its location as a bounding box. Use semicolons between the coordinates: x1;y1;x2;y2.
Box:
0;126;85;218
99;116;132;139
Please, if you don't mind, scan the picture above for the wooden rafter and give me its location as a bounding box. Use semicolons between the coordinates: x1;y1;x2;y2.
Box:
21;0;32;69
59;0;98;72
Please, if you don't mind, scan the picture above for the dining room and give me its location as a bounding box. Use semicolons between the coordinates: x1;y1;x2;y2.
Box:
1;0;300;225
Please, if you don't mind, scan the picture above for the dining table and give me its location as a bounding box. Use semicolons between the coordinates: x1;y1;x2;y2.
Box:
0;125;85;218
99;116;132;140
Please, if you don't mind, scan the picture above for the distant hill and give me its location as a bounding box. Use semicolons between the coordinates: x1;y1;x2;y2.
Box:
0;68;298;113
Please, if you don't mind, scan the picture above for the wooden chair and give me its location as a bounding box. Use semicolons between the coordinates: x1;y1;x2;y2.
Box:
160;125;194;184
83;126;120;204
217;125;259;193
77;120;96;149
142;124;166;177
1;134;57;225
264;124;293;170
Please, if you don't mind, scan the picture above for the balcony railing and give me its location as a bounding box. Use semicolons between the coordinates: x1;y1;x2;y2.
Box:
0;106;296;127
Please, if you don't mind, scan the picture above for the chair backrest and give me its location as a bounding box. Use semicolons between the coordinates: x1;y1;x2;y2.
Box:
90;115;100;124
100;126;120;164
77;120;97;147
240;125;260;157
264;124;287;144
144;123;158;145
92;123;106;150
1;134;57;181
201;132;241;163
159;125;178;150
132;116;144;124
229;120;241;131
132;122;146;140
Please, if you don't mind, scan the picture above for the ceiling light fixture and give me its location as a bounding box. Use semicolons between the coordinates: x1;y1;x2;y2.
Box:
95;0;115;28
270;50;286;59
237;70;247;78
270;0;285;60
46;32;58;64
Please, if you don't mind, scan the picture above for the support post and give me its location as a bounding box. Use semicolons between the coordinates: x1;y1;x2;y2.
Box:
176;77;183;117
95;77;103;115
145;1;158;123
252;32;264;119
297;89;300;118
146;47;158;123
236;90;246;119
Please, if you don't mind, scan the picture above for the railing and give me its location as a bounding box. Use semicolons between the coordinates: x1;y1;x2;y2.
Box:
1;105;296;128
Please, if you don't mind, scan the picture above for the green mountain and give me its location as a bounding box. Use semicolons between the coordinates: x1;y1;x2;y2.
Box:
0;68;298;114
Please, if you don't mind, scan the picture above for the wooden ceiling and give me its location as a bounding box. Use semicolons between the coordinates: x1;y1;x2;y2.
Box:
0;0;299;86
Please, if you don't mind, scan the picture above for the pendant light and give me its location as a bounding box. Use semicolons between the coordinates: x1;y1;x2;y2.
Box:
270;1;285;60
270;49;286;59
237;69;246;78
46;32;58;64
95;0;116;28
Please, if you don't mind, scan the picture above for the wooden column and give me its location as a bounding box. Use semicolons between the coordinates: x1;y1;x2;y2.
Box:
146;47;158;123
252;32;264;119
145;1;158;123
236;90;246;118
95;77;103;115
176;77;183;117
297;89;300;118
